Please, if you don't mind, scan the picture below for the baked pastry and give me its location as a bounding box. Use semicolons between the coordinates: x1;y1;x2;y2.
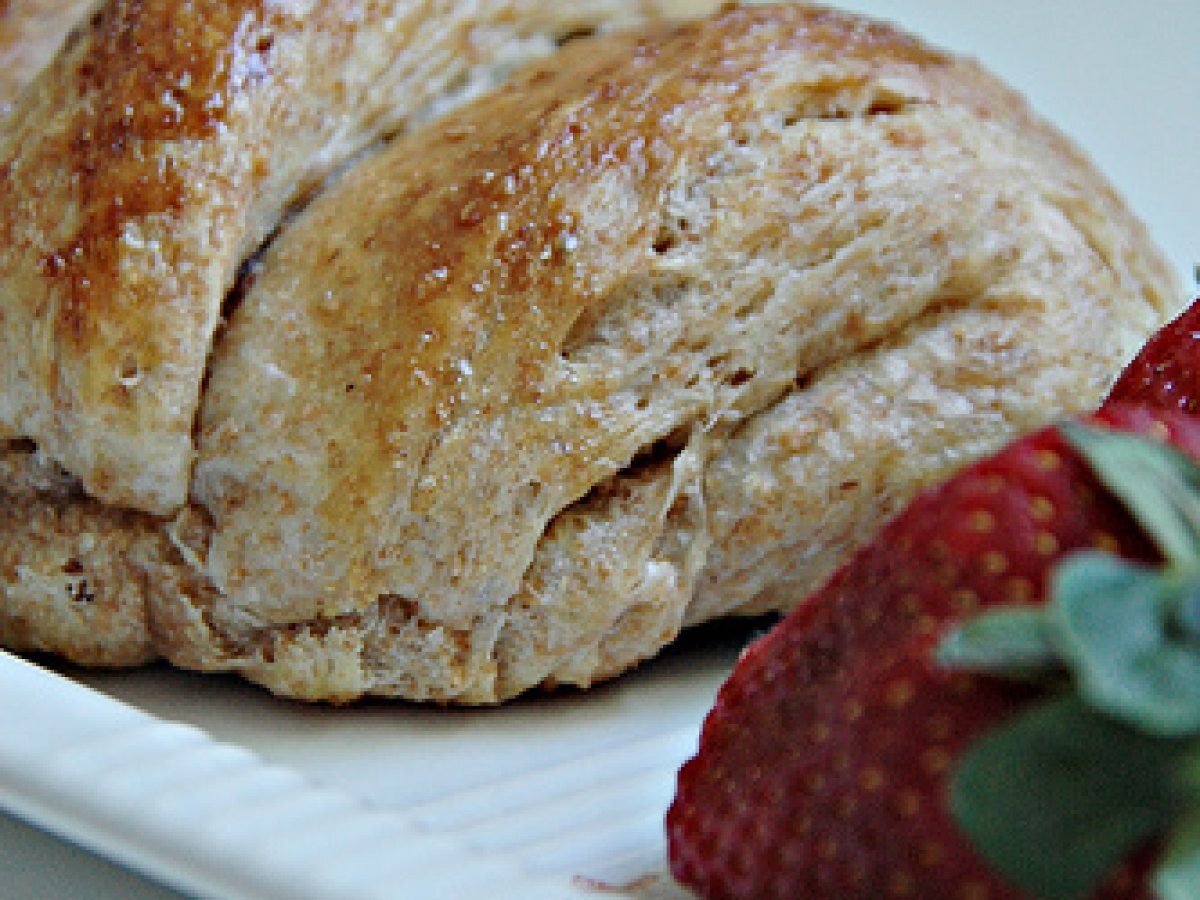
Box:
0;0;96;116
0;0;720;514
0;4;1182;702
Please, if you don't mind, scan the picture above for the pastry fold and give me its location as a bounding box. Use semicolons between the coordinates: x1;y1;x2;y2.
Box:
0;0;714;513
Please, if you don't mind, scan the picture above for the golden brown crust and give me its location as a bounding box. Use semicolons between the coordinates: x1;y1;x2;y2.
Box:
0;0;719;513
0;3;1184;702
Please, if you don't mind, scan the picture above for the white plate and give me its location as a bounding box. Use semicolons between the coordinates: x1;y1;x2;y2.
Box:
2;2;1197;898
1;623;752;899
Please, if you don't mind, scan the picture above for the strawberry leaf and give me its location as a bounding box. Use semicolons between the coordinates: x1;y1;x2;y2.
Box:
1050;552;1200;737
936;606;1060;678
951;693;1189;900
1155;804;1200;900
1061;422;1200;569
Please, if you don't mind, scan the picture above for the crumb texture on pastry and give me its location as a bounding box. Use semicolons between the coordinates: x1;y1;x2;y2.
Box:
0;0;719;513
0;0;96;116
0;3;1182;702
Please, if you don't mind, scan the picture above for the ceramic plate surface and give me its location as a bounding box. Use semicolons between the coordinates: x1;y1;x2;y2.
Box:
2;1;1197;897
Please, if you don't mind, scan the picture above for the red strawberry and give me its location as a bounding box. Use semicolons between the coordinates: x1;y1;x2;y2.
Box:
667;404;1200;900
1105;297;1200;413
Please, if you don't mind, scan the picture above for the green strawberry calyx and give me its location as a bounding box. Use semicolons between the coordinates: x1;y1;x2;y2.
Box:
938;423;1200;900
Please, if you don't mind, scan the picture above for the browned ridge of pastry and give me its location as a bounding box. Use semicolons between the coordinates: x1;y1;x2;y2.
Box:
0;0;719;514
0;3;1183;702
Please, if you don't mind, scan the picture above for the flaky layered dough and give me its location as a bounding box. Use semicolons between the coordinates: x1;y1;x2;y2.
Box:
0;4;1182;702
0;0;719;513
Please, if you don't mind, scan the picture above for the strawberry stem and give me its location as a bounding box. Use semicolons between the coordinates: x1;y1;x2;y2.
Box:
1048;553;1200;738
950;693;1190;900
1060;422;1200;570
940;423;1200;898
936;606;1060;677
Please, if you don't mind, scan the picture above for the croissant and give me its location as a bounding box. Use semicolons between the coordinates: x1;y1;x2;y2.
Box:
0;3;1181;703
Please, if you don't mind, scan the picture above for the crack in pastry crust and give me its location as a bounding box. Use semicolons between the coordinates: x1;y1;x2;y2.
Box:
0;3;1183;703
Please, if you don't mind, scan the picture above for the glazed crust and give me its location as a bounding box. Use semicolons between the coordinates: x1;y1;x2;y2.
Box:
0;4;1183;701
0;0;719;513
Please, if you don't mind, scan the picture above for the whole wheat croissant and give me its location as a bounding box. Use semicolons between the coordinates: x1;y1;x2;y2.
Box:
0;2;1181;702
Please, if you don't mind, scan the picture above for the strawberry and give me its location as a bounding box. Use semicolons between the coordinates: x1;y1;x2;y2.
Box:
1105;298;1200;414
667;404;1200;900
